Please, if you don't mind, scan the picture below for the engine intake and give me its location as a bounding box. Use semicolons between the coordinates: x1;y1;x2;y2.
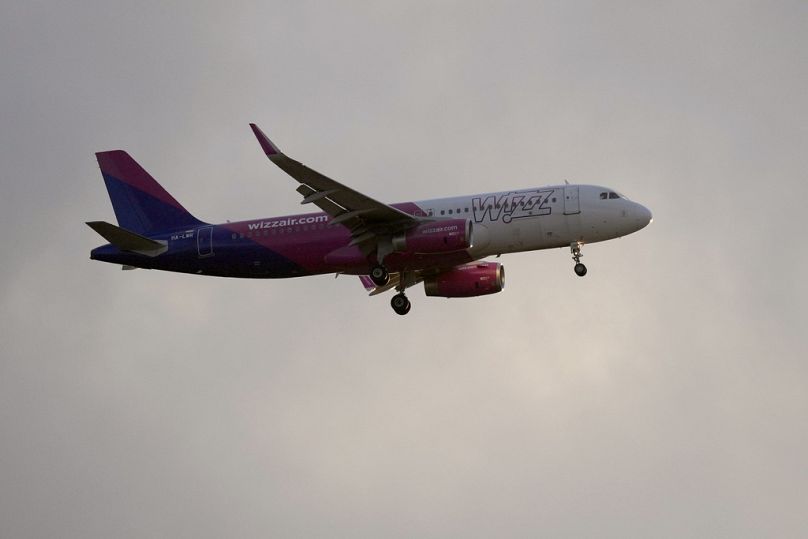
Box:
424;262;505;298
392;219;472;254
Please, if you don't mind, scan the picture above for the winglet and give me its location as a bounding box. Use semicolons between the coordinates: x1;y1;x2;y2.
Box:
359;275;375;292
358;274;400;296
249;123;282;157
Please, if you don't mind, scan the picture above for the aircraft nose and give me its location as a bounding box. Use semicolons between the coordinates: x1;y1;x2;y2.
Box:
635;203;653;229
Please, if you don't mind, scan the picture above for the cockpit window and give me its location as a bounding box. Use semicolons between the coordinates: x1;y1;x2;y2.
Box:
600;192;608;200
609;192;620;199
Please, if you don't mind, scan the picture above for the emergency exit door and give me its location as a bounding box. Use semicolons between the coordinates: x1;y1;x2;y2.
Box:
197;226;213;257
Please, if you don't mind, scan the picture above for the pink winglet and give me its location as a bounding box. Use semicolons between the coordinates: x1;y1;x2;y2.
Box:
249;123;281;157
358;275;375;291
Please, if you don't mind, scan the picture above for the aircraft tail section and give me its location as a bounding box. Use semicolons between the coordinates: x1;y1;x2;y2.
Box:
96;150;204;235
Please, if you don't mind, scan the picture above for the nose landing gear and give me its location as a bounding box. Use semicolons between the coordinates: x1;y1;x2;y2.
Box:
571;242;587;277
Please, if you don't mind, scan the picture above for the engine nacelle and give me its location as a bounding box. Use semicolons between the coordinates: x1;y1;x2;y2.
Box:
423;262;505;298
392;219;472;254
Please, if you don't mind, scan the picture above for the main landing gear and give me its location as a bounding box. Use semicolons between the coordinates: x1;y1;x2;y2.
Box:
390;292;411;316
571;241;587;277
370;264;389;286
391;270;414;316
370;259;411;315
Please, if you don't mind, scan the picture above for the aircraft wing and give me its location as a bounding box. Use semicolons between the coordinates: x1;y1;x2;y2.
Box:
250;124;428;255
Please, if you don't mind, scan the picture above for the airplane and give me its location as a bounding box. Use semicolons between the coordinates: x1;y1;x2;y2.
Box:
87;124;653;315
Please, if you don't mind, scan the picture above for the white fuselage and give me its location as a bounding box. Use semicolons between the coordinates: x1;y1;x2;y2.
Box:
415;184;652;258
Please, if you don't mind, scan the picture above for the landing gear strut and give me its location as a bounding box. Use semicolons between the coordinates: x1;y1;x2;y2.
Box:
390;292;411;315
571;242;587;277
370;264;390;286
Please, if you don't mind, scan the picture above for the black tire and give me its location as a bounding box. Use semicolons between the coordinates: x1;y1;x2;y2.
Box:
391;293;410;315
370;265;389;286
574;263;587;277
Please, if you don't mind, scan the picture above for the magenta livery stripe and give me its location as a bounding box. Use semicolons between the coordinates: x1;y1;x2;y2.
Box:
216;201;472;275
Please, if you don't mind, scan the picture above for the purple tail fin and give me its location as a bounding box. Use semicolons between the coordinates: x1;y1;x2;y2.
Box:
96;150;204;235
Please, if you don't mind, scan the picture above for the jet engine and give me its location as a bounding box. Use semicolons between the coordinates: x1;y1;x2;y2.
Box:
392;219;472;254
423;262;505;298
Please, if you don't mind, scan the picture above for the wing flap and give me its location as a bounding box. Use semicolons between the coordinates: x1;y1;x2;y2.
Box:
296;184;346;218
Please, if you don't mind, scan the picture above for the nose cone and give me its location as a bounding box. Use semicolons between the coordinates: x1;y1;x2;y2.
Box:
634;203;653;230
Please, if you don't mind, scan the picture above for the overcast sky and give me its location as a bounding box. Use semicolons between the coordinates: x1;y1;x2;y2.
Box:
1;1;806;537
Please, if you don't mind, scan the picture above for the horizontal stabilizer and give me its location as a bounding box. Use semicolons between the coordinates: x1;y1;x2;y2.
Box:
86;221;167;256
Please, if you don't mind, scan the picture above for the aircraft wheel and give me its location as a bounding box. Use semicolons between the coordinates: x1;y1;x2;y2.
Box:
574;263;587;277
370;264;390;286
391;293;411;315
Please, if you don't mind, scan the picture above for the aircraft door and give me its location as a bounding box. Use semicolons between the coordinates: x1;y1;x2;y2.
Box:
197;226;213;257
564;185;580;215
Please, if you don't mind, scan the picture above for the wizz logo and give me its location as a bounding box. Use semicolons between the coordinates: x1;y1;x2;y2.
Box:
472;190;553;223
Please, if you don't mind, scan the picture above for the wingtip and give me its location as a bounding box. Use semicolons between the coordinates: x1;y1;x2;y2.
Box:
250;123;281;157
358;275;375;292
